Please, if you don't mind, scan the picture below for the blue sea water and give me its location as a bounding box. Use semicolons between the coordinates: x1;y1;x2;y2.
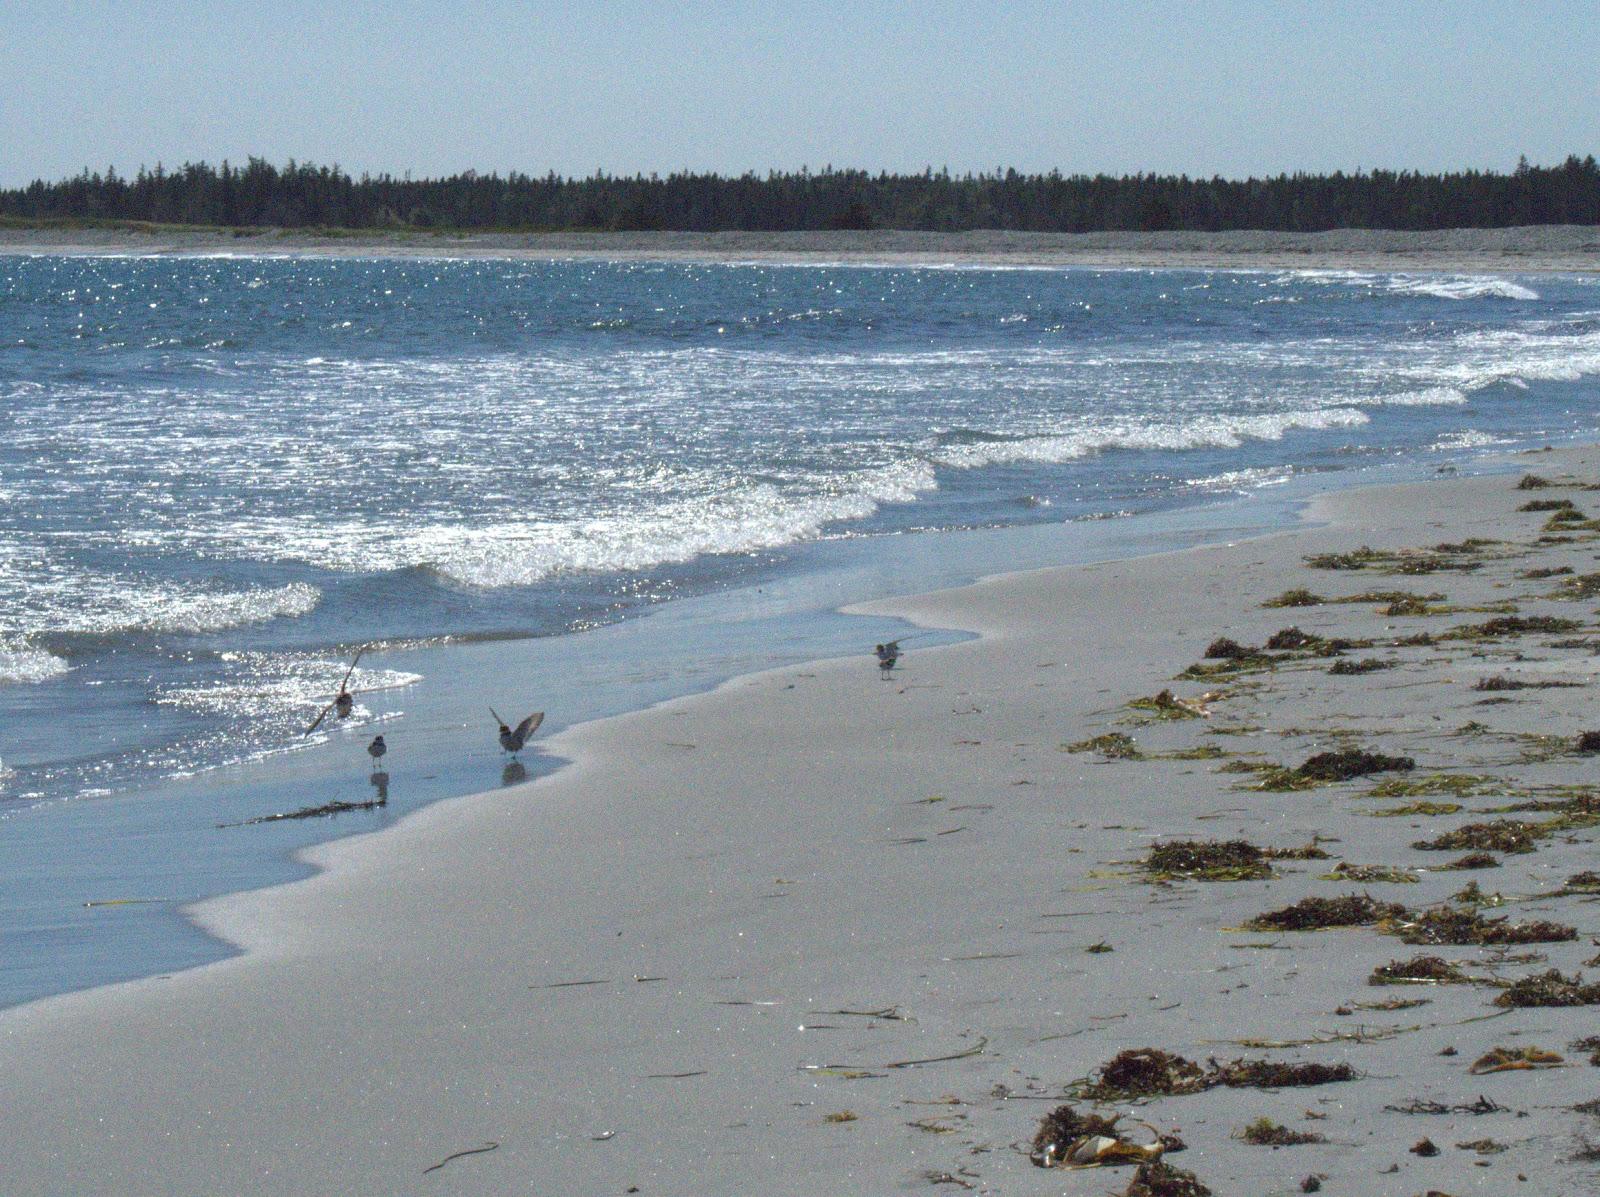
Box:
2;254;1599;1008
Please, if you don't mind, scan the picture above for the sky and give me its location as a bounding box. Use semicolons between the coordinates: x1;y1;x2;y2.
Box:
2;1;1598;186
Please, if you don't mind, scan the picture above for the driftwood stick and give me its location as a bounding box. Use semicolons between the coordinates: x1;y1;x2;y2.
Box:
422;1141;499;1175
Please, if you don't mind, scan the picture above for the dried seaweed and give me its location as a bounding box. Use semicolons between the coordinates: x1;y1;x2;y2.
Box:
1306;547;1390;570
1385;1095;1506;1115
1367;774;1494;798
1204;637;1255;659
1561;870;1600;894
1446;614;1582;640
1082;1049;1209;1099
1412;820;1537;854
1128;689;1210;720
1369;955;1469;986
218;796;385;827
1235;1117;1325;1146
1212;1060;1358;1088
1556;572;1600;599
1494;969;1600;1008
1394;907;1576;946
1578;732;1600;754
1519;498;1576;512
1368;801;1462;817
1517;474;1556;489
1245;893;1408;932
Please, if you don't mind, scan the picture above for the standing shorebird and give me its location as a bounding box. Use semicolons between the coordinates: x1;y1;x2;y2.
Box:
367;735;387;766
491;709;545;757
875;641;902;671
305;646;366;735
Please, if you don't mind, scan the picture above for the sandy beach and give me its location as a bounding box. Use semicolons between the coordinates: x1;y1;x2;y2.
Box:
3;224;1599;274
6;448;1600;1194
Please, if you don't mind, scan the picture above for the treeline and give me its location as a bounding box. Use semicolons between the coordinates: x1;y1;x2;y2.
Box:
4;155;1599;232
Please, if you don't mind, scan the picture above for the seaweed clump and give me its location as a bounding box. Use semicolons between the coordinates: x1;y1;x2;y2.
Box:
1395;907;1576;946
1029;1105;1125;1167
1245;893;1408;932
1263;588;1324;608
1235;1117;1326;1146
1296;749;1414;782
1083;1049;1210;1100
1469;1045;1566;1073
1204;637;1255;659
1323;862;1418;883
1121;1160;1212;1197
1449;615;1582;639
1577;732;1600;754
1369;955;1468;986
1265;626;1320;650
1082;1049;1357;1100
1520;498;1576;512
1516;474;1555;489
1329;657;1393;675
1144;840;1272;882
1129;689;1207;720
1067;732;1143;759
1412;820;1537;855
1494;969;1600;1008
1438;852;1501;871
1562;870;1600;894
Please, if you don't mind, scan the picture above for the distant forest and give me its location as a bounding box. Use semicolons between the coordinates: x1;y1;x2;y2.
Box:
3;155;1599;233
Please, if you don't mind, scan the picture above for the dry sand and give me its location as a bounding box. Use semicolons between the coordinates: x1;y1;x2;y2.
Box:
3;224;1599;273
6;452;1600;1194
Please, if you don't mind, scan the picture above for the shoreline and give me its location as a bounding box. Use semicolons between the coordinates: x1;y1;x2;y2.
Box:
3;223;1598;273
7;447;1600;1192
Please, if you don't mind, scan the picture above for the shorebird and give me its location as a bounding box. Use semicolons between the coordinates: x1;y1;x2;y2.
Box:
491;709;545;757
875;641;901;671
367;735;386;766
305;646;366;735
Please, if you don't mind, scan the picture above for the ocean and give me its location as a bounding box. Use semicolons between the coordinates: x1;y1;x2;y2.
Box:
2;254;1598;1008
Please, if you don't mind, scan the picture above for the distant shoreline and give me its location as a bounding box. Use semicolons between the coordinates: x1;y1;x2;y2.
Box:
3;223;1598;273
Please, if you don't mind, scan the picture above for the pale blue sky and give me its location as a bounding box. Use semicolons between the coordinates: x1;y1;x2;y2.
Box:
3;1;1597;186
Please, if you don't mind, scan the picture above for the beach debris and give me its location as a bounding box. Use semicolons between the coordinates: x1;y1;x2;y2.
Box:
421;1141;499;1175
1469;1045;1566;1073
1128;688;1217;719
1519;498;1576;512
1234;1117;1326;1146
1438;852;1500;870
1211;1059;1358;1088
1494;969;1600;1008
1456;1137;1508;1154
1393;907;1575;946
1555;572;1600;599
1323;863;1419;883
1561;870;1600;893
1143;839;1272;882
1449;880;1501;906
1301;1177;1324;1193
1517;474;1555;489
1368;956;1470;986
218;796;385;827
1577;732;1600;754
1386;1095;1507;1115
822;1110;858;1123
1029;1106;1180;1169
1411;1137;1441;1156
1263;588;1324;608
1120;1160;1212;1197
1066;732;1142;759
1521;565;1574;578
1086;940;1115;953
1245;893;1408;932
884;1035;987;1070
1305;547;1388;570
1270;841;1333;860
1384;594;1440;615
1329;657;1393;674
1571;1036;1600;1065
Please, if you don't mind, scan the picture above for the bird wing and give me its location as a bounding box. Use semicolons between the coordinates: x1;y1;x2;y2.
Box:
304;699;338;736
337;646;365;695
515;712;545;742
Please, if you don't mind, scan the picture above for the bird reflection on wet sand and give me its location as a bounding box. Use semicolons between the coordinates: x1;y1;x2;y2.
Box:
501;760;527;787
369;771;389;804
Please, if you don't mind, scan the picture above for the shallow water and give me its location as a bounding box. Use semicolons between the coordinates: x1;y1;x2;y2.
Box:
2;256;1598;1007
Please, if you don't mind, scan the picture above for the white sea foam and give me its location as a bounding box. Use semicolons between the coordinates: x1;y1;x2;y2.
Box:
0;638;71;685
156;655;421;721
929;408;1369;470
